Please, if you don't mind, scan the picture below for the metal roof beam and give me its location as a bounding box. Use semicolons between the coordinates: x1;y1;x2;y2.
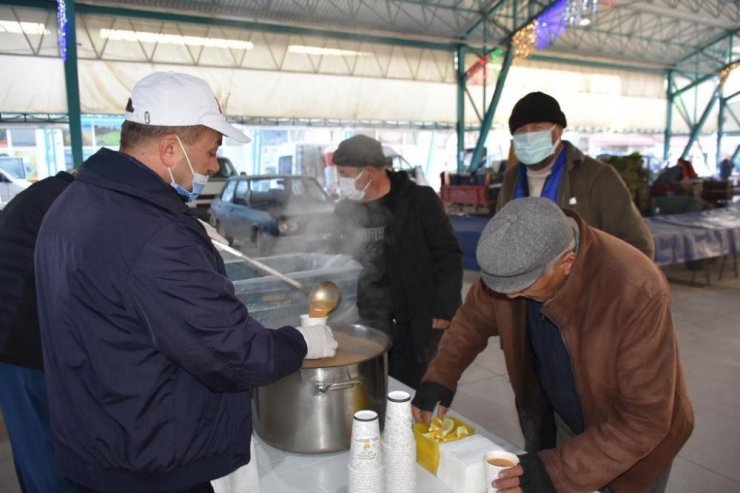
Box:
0;0;456;52
533;49;667;73
619;1;737;30
464;0;507;38
674;28;739;68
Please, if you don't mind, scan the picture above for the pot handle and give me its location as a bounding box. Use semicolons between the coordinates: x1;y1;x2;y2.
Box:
315;378;363;393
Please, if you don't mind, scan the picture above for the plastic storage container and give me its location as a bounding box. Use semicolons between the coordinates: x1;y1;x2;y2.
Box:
223;253;361;328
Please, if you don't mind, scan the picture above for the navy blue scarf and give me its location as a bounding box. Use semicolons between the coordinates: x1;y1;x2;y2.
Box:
513;147;567;202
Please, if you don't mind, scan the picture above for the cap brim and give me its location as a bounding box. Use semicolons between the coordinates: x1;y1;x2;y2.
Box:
479;265;544;294
202;118;251;143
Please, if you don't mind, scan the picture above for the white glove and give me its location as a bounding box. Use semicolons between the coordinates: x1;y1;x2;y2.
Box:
297;315;338;359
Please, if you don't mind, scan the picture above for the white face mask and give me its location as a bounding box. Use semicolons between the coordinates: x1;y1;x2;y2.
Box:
512;125;560;166
169;135;210;202
338;168;370;201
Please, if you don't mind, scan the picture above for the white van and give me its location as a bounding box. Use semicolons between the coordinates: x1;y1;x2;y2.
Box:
0;168;31;205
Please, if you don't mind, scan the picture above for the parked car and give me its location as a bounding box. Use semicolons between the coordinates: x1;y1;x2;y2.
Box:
0;168;31;204
209;174;335;255
189;156;238;220
382;146;429;186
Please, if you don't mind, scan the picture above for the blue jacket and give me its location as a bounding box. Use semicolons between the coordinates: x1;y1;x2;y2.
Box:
35;148;306;491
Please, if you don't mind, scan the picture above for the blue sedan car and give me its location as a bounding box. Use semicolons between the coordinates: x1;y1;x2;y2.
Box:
209;174;335;255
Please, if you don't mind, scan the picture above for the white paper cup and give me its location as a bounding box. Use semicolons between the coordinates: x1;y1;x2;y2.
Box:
382;443;416;493
383;391;414;448
349;410;383;472
348;463;385;493
483;450;519;493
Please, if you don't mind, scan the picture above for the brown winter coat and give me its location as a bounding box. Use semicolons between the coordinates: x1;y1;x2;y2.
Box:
498;141;655;259
423;213;693;492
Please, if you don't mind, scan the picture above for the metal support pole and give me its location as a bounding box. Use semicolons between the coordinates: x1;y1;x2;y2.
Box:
680;82;721;159
717;95;725;169
456;44;466;174
61;0;83;169
663;70;673;161
468;44;513;174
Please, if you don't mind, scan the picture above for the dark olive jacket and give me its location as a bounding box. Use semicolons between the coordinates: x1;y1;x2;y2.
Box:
498;141;655;259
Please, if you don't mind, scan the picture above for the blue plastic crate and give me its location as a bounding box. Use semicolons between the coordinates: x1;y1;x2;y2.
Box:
224;253;361;329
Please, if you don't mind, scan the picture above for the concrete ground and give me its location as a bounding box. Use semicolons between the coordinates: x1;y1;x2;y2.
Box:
2;260;739;492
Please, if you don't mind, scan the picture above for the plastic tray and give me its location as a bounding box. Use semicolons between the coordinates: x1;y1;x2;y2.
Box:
223;253;361;328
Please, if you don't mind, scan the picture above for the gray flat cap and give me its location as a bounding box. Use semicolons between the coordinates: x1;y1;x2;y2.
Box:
332;135;386;168
476;197;574;293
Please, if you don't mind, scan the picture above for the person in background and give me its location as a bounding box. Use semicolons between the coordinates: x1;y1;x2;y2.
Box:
499;91;654;259
651;157;701;200
677;157;698;181
34;72;336;493
412;197;693;493
719;156;733;181
331;134;463;389
0;170;78;493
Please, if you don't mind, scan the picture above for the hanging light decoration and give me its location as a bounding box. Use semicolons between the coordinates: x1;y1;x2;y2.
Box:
512;21;538;59
489;47;505;66
508;0;607;60
565;0;600;26
720;61;739;82
536;0;569;50
57;0;68;62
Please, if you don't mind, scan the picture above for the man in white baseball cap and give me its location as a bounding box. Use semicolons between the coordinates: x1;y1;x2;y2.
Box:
34;71;336;492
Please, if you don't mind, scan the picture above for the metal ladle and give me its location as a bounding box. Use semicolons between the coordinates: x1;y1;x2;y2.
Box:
211;240;342;316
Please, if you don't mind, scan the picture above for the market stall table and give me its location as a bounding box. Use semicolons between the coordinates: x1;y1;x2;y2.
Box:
645;206;740;283
251;377;522;493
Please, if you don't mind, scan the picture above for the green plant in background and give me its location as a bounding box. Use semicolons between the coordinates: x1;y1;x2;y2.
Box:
603;152;650;215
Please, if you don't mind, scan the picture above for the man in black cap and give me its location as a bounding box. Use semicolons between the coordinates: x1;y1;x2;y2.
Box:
412;197;693;493
499;91;654;258
331;134;463;389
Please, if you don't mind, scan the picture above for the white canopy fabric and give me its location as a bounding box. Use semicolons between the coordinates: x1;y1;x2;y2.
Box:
0;54;677;132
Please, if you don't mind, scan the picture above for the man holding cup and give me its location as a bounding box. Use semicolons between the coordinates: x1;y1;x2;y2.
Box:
412;197;693;492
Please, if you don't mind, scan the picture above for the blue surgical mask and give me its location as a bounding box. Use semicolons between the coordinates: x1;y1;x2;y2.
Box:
338;168;371;201
512;126;560;166
169;135;209;202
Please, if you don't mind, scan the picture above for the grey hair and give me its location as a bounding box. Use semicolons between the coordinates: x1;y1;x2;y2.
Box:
119;121;206;152
543;234;577;274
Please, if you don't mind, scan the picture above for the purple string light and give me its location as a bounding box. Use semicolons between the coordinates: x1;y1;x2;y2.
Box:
535;0;569;50
57;0;67;62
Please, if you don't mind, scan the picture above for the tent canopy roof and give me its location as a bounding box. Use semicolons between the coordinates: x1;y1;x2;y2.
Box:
78;0;738;73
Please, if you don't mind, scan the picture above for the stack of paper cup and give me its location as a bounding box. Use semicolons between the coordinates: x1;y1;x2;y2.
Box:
348;410;385;493
382;391;416;493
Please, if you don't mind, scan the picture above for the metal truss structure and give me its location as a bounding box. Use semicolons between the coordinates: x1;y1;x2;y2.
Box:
0;0;738;169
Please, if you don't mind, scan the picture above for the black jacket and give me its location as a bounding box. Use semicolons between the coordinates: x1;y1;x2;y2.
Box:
334;170;463;364
35;148;306;491
0;171;74;369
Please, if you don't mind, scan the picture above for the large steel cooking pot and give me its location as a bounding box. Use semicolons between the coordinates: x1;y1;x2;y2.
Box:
253;323;390;453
